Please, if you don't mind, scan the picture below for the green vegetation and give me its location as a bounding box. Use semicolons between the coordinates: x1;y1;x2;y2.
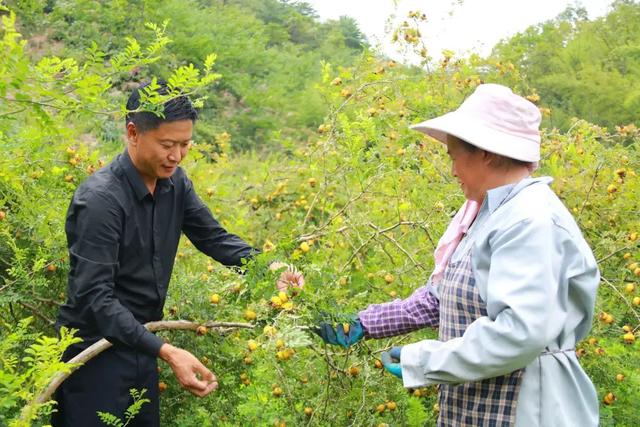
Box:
1;0;638;425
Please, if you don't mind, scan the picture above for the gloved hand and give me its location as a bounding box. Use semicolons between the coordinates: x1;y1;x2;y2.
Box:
314;317;365;348
380;346;402;379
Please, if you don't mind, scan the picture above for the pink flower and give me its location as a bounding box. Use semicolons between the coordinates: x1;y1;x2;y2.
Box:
276;268;305;292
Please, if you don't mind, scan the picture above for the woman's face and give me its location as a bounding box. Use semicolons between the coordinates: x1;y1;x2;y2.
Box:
445;135;488;202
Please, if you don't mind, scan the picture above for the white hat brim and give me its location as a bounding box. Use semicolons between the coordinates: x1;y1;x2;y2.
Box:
410;111;540;162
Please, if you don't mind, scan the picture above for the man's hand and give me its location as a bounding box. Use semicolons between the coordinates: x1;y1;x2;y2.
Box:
313;317;365;348
159;344;218;397
380;346;403;379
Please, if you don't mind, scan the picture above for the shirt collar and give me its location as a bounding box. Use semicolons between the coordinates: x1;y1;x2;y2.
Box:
485;176;554;214
119;149;150;201
118;150;175;200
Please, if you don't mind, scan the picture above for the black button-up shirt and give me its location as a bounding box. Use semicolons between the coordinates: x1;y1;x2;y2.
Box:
56;150;257;356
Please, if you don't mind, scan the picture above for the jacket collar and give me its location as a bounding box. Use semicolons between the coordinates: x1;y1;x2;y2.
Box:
485;176;553;214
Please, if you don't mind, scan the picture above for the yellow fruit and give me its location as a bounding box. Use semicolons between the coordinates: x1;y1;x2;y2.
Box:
247;340;259;351
263;325;277;337
196;326;207;336
275;339;285;349
384;273;394;284
349;366;360;377
587;337;597;346
282;301;294;311
308;177;317;188
623;325;632;332
207;264;214;272
413;389;422;397
0;211;5;220
340;88;352;98
304;407;313;416
206;188;214;197
616;374;625;382
243;356;253;365
271;296;283;307
278;291;289;303
630;232;638;242
606;184;617;194
209;294;220;304
300;242;310;253
633;296;640;306
375;403;386;413
603;392;616;405
386;401;397;411
330;77;342;86
64;175;74;182
46;264;57;273
244;309;257;321
634;267;640;277
158;381;167;392
623;332;635;344
262;239;275;252
339;276;348;286
389;290;397;298
272;387;283;397
623;252;631;259
624;283;635;293
374;359;383;369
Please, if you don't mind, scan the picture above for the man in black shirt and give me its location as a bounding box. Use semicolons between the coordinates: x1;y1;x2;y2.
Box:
52;82;258;426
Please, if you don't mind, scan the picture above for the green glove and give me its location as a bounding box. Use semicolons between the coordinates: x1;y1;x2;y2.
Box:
314;318;365;348
380;346;402;379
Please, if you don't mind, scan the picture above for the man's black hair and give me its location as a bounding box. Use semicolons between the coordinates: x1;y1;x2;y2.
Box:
125;80;198;133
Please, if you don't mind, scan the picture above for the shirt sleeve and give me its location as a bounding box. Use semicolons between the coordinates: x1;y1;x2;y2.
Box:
67;190;164;357
182;177;258;267
358;283;440;338
400;216;573;388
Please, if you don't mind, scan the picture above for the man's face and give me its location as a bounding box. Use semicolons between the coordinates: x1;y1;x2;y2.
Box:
127;120;193;182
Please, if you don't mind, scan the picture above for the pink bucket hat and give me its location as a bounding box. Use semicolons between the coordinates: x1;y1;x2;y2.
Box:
410;84;542;162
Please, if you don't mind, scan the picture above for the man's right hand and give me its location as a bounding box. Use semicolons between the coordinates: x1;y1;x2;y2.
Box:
159;344;218;397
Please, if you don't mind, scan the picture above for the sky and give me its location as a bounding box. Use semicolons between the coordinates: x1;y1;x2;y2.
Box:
304;0;614;62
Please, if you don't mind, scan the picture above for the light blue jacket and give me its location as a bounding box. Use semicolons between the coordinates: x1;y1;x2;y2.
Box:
401;176;600;427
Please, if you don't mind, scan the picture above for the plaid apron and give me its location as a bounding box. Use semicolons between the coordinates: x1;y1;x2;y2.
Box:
437;249;524;426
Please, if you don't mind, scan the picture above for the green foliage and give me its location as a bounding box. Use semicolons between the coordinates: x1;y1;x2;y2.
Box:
0;318;81;426
7;0;367;149
0;1;638;426
490;0;640;131
97;388;150;427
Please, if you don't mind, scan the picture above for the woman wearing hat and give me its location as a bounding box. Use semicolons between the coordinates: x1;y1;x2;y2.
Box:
315;84;600;426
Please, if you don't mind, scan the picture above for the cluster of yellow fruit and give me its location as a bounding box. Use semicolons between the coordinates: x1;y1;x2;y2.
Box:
239;372;250;386
375;400;397;414
270;291;294;311
275;338;295;362
598;311;614;325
